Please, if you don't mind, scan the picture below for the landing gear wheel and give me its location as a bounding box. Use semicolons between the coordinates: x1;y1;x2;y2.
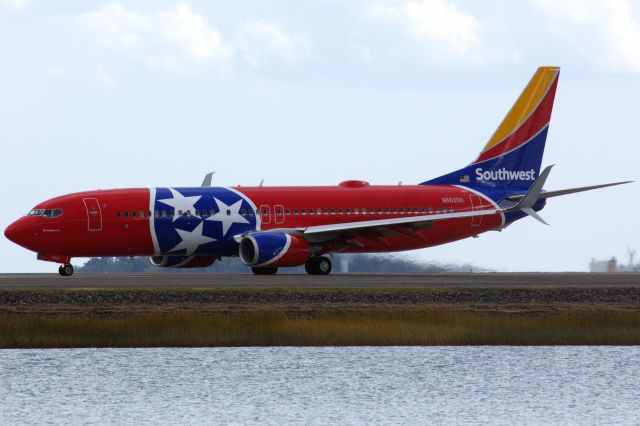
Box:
58;264;74;276
251;266;278;275
305;256;332;275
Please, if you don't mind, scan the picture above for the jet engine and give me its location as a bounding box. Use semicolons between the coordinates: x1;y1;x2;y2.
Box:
149;255;217;268
239;232;310;267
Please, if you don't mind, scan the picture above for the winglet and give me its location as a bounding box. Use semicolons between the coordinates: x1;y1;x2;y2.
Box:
201;172;215;187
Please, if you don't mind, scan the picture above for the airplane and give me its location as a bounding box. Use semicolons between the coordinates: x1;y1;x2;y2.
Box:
4;66;631;276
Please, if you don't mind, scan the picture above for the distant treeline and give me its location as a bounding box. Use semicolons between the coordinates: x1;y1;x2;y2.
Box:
77;254;484;273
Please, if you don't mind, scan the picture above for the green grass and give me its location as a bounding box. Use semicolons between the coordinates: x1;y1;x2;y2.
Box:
2;309;640;347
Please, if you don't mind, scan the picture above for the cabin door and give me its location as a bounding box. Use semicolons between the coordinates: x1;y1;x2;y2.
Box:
259;205;271;225
83;198;103;231
274;204;285;224
469;194;483;227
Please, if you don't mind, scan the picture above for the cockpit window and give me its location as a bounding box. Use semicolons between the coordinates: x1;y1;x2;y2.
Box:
29;208;63;218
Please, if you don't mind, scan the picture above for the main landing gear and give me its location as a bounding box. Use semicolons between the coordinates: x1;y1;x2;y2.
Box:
305;256;332;275
251;266;278;275
250;256;333;275
58;264;74;277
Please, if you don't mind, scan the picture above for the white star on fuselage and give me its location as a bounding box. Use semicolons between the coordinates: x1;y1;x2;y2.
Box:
158;188;202;222
206;198;249;237
168;222;216;255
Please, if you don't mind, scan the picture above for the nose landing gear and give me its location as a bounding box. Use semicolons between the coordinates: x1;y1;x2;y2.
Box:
58;264;74;277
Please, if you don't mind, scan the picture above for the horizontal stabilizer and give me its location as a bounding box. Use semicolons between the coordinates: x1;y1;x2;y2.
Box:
507;181;633;201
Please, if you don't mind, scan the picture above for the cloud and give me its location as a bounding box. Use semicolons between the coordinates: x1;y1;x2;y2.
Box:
78;2;232;72
78;3;150;51
236;20;310;66
94;64;114;88
372;0;480;56
369;0;517;65
78;2;307;74
0;0;25;10
532;0;640;73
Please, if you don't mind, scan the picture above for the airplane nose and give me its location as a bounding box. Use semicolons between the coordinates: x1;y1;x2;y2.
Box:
4;219;27;246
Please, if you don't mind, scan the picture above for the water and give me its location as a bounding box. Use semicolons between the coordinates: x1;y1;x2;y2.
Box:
1;347;639;425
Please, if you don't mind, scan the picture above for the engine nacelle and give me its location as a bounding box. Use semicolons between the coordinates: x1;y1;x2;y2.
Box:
149;255;217;268
239;233;310;267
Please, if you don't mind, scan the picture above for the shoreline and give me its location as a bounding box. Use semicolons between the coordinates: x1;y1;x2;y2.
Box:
1;287;640;347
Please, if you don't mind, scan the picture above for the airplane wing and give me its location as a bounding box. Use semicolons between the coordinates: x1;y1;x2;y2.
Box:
303;209;500;235
239;208;503;244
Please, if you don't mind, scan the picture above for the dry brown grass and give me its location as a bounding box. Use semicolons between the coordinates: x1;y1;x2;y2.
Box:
1;309;640;348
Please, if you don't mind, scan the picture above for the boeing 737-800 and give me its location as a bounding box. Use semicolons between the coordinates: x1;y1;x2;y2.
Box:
4;66;631;275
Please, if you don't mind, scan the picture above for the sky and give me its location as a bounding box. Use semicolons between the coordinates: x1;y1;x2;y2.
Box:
0;0;638;272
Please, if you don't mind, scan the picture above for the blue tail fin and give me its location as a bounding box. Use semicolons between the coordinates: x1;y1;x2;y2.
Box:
423;66;560;190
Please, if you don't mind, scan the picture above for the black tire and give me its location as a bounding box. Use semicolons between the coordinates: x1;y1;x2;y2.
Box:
305;257;332;275
58;265;65;276
251;266;278;275
62;264;74;276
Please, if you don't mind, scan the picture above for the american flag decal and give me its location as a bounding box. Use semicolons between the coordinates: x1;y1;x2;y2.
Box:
459;175;470;183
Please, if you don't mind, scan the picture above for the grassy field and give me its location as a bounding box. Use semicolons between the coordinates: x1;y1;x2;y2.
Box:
2;308;640;348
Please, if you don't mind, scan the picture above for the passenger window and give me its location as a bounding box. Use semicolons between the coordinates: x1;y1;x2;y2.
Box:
386;208;390;214
162;210;167;217
148;211;152;217
378;208;383;214
370;208;374;214
139;210;144;217
414;208;419;214
421;207;426;214
399;208;404;214
331;208;336;215
286;209;290;215
346;208;351;215
294;208;299;215
428;207;433;214
310;209;315;215
317;208;321;215
449;207;454;213
248;209;254;216
169;210;175;217
354;208;359;214
117;211;121;218
262;208;269;216
124;211;129;218
132;211;137;217
226;209;231;216
338;208;343;214
323;208;328;215
435;208;440;214
178;210;183;216
302;208;306;215
154;210;160;218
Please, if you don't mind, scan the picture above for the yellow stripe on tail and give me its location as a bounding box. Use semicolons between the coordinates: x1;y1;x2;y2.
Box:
481;66;559;153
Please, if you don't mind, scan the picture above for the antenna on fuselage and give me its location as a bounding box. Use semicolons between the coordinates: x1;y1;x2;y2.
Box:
259;179;264;187
201;172;215;187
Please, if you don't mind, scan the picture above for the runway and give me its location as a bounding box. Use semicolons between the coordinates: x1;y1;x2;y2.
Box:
0;272;638;289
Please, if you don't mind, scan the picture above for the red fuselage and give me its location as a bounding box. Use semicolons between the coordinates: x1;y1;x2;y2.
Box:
4;183;504;264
